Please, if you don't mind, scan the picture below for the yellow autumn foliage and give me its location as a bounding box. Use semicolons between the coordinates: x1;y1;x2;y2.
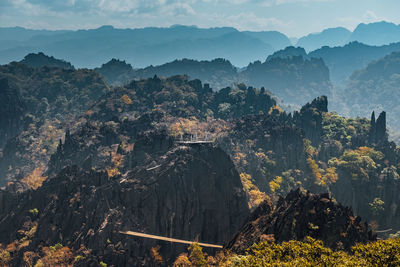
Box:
307;157;322;181
106;152;124;177
21;165;48;190
240;173;267;209
269;176;283;193
324;167;338;183
268;105;283;115
226;237;400;267
121;94;133;105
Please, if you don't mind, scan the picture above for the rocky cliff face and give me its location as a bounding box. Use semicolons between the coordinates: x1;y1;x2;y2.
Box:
226;189;375;253
0;141;249;266
369;111;387;144
0;78;26;147
218;113;306;193
47;112;165;176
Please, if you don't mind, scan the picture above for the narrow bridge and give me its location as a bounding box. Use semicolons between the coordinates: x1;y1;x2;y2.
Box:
119;231;223;248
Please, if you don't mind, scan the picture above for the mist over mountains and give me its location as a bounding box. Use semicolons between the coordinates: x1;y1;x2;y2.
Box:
1;21;400;69
297;21;400;52
0;25;278;68
297;27;352;52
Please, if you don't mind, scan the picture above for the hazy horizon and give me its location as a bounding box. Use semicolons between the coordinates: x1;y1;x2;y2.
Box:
0;20;397;38
1;0;399;38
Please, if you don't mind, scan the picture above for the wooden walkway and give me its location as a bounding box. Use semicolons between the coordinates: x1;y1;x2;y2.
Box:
119;231;223;248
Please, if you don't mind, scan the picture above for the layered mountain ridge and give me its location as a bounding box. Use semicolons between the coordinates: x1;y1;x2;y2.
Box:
2;21;400;68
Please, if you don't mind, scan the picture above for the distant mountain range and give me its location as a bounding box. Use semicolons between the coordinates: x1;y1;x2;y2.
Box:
310;41;400;84
297;27;352;52
350;21;400;46
1;21;400;68
0;25;282;68
296;21;400;51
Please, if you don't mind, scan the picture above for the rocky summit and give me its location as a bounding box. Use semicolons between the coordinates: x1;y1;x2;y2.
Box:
226;189;376;253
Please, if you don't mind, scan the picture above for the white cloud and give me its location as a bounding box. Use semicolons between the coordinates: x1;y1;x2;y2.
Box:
270;0;331;5
162;3;196;16
5;0;196;14
201;0;332;6
97;0;140;13
2;0;398;37
5;0;59;16
363;10;379;22
337;10;386;30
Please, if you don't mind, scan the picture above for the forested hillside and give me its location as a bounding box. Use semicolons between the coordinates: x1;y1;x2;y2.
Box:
1;61;400;264
0;62;109;187
134;58;239;90
96;51;332;108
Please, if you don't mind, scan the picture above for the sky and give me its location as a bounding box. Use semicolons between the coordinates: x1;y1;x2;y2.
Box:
0;0;399;37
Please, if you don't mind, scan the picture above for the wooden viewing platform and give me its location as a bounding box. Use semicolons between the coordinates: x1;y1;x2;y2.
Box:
176;141;214;145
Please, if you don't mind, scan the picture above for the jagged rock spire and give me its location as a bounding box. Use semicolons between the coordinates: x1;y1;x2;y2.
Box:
369;111;376;143
376;111;387;141
65;129;71;142
369;111;387;144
